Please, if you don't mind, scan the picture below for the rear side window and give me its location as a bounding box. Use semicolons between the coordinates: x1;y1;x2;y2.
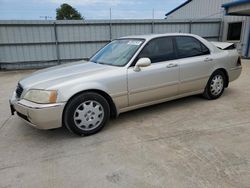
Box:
175;36;210;59
138;37;176;63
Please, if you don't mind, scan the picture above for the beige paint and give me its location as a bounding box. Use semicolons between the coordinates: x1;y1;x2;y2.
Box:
10;33;242;130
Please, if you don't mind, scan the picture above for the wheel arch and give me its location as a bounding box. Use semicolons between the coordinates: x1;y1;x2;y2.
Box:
211;68;229;88
62;89;118;124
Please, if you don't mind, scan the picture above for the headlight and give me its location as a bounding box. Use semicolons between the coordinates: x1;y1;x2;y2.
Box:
23;89;57;104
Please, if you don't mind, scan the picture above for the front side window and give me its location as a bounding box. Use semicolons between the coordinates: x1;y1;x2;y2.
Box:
90;39;144;66
175;36;210;59
138;37;176;63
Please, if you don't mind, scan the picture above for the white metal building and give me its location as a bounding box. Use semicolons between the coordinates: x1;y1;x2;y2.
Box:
165;0;250;58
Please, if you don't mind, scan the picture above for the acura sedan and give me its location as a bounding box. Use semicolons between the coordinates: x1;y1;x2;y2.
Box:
10;33;242;136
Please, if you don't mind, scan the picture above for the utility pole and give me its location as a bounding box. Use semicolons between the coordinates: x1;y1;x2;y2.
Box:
151;9;155;33
40;16;52;20
109;8;112;40
109;8;112;21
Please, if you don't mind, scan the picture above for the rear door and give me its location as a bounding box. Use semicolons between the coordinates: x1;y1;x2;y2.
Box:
174;36;214;94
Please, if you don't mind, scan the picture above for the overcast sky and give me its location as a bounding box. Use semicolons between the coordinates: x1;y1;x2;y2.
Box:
0;0;185;20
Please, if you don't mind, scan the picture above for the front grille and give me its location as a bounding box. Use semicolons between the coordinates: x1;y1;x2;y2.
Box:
16;83;23;98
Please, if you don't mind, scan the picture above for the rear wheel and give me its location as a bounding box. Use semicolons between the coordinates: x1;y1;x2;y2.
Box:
63;92;110;136
203;70;226;100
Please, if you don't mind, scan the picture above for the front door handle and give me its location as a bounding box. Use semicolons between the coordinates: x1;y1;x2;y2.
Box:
204;57;213;62
166;63;178;68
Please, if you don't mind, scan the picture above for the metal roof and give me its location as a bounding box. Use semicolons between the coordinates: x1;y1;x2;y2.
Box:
222;0;250;8
165;0;192;17
222;0;250;16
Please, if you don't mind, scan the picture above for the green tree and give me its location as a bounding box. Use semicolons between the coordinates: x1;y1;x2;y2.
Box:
56;3;84;20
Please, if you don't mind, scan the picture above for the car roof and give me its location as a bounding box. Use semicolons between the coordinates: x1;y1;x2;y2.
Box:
119;33;220;53
120;33;199;41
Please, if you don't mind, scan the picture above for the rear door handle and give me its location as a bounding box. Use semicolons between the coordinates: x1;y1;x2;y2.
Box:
204;58;213;62
166;63;178;68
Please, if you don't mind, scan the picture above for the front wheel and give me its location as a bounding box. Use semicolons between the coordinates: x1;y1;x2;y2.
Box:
63;92;110;136
203;70;226;100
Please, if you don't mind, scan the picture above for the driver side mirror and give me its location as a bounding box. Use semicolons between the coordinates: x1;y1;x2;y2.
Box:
134;58;151;72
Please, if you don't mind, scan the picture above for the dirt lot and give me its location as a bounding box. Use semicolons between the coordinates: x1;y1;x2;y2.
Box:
0;60;250;188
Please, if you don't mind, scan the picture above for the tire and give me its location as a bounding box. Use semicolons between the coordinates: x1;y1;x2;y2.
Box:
63;92;110;136
203;70;226;100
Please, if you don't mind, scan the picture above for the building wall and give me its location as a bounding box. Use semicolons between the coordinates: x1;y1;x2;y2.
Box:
166;0;250;57
166;0;234;20
0;19;221;69
222;16;250;56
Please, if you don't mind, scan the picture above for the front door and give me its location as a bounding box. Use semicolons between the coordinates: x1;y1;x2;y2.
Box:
127;37;179;106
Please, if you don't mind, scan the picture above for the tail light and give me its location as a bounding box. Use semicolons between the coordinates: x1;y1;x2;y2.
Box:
237;57;242;66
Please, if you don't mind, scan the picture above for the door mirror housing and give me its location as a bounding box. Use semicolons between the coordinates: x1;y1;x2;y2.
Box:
134;58;151;72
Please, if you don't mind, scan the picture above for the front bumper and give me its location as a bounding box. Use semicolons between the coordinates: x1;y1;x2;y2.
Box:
10;93;65;130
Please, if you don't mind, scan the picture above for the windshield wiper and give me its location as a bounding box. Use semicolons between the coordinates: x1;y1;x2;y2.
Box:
97;61;107;65
97;61;117;66
91;60;118;67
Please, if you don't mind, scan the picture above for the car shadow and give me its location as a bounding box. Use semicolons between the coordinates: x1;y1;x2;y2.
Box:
104;94;205;131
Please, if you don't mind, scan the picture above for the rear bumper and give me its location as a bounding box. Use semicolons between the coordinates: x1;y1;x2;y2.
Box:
10;93;65;130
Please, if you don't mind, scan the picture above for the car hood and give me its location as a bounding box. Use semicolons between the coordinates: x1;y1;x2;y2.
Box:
19;60;111;89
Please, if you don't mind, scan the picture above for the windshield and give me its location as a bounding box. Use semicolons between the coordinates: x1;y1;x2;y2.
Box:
90;39;144;66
